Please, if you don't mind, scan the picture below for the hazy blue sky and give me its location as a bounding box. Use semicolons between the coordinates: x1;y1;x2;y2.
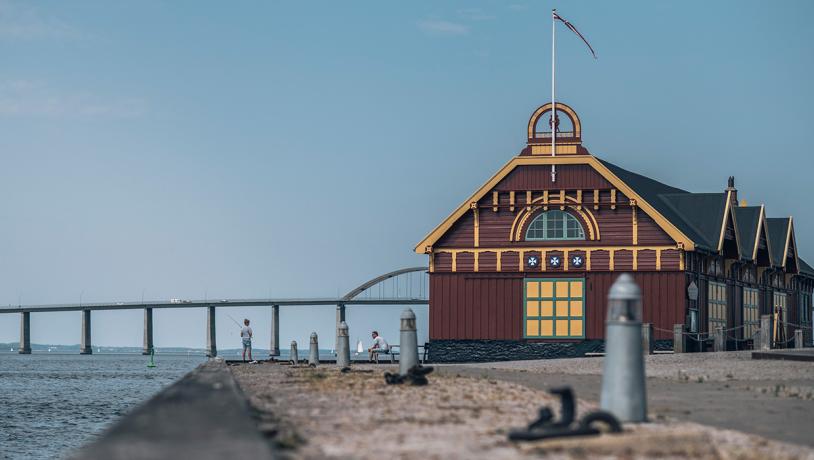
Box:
1;1;812;350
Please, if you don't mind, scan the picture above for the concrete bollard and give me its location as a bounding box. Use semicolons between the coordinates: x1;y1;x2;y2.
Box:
336;321;350;368
600;274;647;423
795;329;804;349
760;315;772;350
673;324;685;353
641;323;654;355
399;308;419;376
309;332;319;366
714;326;725;352
290;340;298;365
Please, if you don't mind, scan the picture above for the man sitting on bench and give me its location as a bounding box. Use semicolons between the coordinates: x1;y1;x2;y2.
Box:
368;330;390;362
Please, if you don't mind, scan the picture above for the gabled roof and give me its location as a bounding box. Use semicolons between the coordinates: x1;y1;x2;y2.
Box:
801;258;814;277
599;159;729;253
733;206;762;261
414;155;696;253
766;217;791;268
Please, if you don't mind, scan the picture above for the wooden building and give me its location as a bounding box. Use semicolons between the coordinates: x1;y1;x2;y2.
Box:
416;103;814;362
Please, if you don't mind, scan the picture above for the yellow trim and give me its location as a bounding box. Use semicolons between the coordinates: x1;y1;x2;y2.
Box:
656;249;662;271
593;189;599;210
610;189;617;210
717;190;741;257
576;190;582;209
609;250;615;271
781;217;799;271
473;207;480;248
531;144;579;155
679;251;685;271
429;252;435;273
526;190;532;210
496;251;502;272
586;251;591;271
509;191;516;212
632;205;638;245
633;250;638;271
452;252;457;272
474;251;479;271
414;155;697;253
519;250;524;272
492;192;499;212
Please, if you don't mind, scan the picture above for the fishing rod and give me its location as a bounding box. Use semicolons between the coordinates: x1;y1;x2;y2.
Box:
225;313;243;329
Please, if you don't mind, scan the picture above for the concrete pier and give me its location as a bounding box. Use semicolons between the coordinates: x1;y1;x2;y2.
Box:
269;304;280;358
206;306;217;358
143;307;154;355
19;312;31;354
80;309;92;354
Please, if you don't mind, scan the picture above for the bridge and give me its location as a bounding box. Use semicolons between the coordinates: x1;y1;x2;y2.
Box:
3;267;428;357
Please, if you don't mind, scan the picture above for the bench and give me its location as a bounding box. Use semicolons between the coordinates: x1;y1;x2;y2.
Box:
371;343;430;364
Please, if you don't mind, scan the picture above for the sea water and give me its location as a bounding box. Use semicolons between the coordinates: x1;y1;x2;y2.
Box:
0;353;205;459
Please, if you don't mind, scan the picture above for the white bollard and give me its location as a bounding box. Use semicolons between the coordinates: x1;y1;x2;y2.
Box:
600;273;647;423
309;332;319;366
399;308;419;376
337;321;351;368
290;340;298;365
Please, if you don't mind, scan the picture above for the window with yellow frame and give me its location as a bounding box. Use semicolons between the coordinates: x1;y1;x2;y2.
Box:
524;278;585;339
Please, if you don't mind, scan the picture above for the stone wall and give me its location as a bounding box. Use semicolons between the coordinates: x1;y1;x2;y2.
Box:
427;339;674;363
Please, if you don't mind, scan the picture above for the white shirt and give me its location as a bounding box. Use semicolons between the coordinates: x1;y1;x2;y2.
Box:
241;326;252;339
371;336;389;351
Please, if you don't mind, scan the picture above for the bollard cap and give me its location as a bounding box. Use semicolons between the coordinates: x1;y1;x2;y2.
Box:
291;340;297;346
401;308;416;320
310;332;317;339
338;321;348;331
607;273;642;322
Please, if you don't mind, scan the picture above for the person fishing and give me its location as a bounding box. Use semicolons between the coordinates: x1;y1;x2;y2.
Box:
241;318;253;362
367;330;390;362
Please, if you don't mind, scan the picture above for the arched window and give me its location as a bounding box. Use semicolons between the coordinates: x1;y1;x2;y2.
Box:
525;211;585;241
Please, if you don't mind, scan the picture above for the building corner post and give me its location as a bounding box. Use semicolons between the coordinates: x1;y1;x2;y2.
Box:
142;307;154;355
19;312;31;354
206;306;217;358
79;309;92;354
641;323;654;355
794;329;803;349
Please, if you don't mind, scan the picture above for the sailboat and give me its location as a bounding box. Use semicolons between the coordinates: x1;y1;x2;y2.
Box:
355;338;364;355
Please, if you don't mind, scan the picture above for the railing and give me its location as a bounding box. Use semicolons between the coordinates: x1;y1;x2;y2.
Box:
531;131;577;139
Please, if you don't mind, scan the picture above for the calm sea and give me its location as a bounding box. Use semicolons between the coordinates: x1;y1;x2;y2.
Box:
0;353;205;460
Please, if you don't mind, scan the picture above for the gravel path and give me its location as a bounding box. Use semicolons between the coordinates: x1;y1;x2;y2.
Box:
231;362;814;459
456;350;814;382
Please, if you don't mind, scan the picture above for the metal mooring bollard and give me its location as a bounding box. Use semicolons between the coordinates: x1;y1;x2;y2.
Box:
714;326;725;352
600;273;647;423
309;332;319;367
290;340;298;365
795;329;804;349
399;308;419;376
759;315;772;350
337;321;351;368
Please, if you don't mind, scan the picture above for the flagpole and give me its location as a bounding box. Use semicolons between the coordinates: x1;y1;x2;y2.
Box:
551;8;557;183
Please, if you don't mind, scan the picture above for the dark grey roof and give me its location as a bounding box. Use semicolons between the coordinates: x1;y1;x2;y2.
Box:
800;258;814;277
766;218;790;267
733;206;762;261
598;158;726;252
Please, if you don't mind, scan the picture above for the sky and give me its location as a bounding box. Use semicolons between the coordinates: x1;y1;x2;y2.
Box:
1;0;813;350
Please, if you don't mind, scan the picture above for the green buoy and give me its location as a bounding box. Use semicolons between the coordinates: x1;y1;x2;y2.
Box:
147;349;157;368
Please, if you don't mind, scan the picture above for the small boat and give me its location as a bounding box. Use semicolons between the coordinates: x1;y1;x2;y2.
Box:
356;339;364;355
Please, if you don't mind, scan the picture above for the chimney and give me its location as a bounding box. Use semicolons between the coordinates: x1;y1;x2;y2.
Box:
726;176;738;204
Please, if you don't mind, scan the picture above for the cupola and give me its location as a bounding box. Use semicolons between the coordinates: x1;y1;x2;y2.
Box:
522;102;589;156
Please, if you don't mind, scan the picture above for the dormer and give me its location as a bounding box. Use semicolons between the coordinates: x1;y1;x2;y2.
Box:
522;102;590;156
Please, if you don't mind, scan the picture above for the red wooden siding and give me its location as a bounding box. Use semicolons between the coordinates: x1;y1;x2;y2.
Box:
429;272;685;341
495;164;613;190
